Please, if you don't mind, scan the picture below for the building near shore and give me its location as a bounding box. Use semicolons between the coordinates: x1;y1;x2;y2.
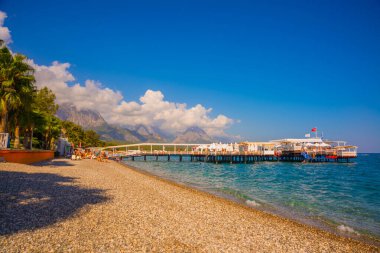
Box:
270;137;358;158
194;143;240;153
239;142;276;155
191;137;357;159
270;138;327;152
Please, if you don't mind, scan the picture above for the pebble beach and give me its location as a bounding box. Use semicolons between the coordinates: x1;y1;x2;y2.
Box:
0;159;378;252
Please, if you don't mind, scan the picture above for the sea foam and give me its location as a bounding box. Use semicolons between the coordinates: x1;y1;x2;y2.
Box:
338;225;360;235
246;200;261;207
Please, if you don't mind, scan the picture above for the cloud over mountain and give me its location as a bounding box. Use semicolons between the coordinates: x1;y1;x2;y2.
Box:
30;60;234;136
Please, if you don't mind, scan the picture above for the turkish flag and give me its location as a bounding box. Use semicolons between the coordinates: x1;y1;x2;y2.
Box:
311;128;317;132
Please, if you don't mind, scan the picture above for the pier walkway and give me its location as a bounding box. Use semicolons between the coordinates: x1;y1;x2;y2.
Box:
99;143;354;163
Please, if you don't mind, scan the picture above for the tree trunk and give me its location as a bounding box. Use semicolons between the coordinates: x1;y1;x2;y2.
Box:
23;129;29;149
14;116;20;149
49;136;54;151
44;132;49;150
29;125;34;150
45;125;52;150
0;99;8;133
30;127;33;150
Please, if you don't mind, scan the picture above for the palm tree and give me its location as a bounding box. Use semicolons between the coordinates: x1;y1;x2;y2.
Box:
0;45;35;138
11;78;35;148
0;45;13;132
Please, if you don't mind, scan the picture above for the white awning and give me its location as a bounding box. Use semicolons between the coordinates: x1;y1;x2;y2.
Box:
271;138;323;143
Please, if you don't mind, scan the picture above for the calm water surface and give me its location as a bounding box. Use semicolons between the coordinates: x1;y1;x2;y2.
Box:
123;153;380;242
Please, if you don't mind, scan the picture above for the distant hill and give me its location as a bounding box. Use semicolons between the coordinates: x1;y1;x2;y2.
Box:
56;104;221;144
94;123;141;143
56;104;166;143
128;125;167;142
173;127;214;144
56;103;107;129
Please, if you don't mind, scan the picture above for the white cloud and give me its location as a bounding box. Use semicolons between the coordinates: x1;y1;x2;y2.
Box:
30;60;234;136
0;11;12;45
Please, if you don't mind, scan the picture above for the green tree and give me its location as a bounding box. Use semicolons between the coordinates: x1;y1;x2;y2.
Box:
11;70;36;148
84;129;104;147
33;87;60;150
0;45;35;134
61;120;85;146
23;110;45;149
61;121;104;148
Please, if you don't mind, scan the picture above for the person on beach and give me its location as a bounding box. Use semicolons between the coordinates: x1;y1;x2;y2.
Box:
75;149;82;160
96;151;109;162
70;149;82;160
102;151;109;162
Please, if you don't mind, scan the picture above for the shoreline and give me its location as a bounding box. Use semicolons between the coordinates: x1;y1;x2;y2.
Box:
119;160;380;247
1;159;378;252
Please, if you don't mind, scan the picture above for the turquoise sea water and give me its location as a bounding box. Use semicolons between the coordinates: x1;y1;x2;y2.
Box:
122;153;380;243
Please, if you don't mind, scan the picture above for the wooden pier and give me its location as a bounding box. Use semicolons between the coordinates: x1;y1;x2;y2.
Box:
122;153;353;163
98;143;355;164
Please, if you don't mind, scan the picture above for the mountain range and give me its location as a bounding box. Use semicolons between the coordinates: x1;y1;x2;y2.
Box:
56;103;216;144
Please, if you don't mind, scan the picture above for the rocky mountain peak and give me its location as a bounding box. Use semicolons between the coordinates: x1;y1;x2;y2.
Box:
173;126;213;144
56;103;107;129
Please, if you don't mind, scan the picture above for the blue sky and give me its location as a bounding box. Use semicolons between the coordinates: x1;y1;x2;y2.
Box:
1;0;380;152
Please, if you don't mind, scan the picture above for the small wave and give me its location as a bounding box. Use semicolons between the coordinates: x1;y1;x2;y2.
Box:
338;225;360;235
220;187;251;200
246;200;261;207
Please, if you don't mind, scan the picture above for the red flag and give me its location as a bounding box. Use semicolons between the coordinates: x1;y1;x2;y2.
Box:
311;127;317;132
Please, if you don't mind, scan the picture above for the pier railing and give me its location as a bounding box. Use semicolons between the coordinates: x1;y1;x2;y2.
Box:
95;142;356;163
108;149;344;157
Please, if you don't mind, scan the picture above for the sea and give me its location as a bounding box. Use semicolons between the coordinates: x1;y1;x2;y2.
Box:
122;153;380;244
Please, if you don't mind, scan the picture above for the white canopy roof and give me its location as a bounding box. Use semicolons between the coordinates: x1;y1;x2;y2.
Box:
271;138;324;143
